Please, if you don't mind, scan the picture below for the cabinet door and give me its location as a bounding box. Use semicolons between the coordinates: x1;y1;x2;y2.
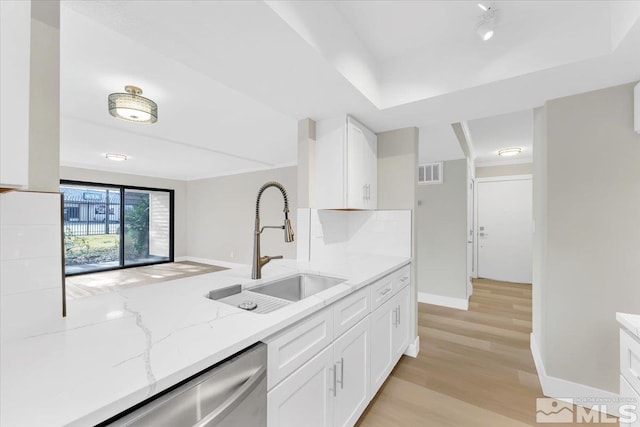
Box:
346;119;367;209
363;126;377;209
392;286;411;361
333;318;370;427
369;297;394;394
268;345;334;427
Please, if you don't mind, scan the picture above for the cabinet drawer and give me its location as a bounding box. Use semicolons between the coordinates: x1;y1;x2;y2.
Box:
333;286;370;338
266;309;333;390
370;275;394;311
621;329;640;396
620;375;640;426
393;265;411;291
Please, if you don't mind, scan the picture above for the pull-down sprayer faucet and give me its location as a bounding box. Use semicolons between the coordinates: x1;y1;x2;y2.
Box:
252;181;294;280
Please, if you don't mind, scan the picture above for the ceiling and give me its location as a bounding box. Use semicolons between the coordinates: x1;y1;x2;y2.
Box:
466;110;534;167
59;1;640;180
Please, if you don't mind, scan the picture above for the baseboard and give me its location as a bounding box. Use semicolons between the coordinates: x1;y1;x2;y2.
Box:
418;292;469;310
175;256;245;269
530;333;620;417
404;336;420;358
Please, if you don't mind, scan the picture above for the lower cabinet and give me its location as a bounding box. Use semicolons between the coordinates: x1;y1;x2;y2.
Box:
392;286;410;361
267;264;412;427
268;318;370;427
333;318;370;427
370;286;410;394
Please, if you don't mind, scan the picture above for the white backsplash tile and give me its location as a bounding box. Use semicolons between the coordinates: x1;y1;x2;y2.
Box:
1;257;62;296
301;209;412;266
0;224;61;260
296;208;311;262
0;191;60;226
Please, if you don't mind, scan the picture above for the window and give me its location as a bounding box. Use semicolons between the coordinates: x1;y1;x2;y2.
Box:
60;181;174;276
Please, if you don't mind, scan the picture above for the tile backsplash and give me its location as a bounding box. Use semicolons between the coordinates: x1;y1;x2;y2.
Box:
297;208;411;267
0;191;63;341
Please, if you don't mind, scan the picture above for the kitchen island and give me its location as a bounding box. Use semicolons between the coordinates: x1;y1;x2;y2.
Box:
1;256;410;427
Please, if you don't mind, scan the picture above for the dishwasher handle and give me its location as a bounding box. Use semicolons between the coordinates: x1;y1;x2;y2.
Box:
195;365;266;427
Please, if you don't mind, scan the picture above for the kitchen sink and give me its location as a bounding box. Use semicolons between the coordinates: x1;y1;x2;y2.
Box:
249;273;345;302
206;274;345;313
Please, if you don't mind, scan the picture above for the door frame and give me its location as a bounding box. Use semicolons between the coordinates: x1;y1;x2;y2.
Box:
473;174;532;279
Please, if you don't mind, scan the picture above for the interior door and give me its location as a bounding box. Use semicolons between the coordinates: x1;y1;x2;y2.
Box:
467;171;475;293
476;178;533;284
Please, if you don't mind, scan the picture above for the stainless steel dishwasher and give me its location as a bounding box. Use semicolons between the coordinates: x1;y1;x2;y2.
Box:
103;343;266;427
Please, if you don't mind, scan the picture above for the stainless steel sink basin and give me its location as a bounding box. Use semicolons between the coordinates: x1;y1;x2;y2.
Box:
206;274;345;313
249;273;345;302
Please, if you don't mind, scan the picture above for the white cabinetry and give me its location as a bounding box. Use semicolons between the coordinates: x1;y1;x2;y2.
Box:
267;264;412;427
0;0;31;188
370;285;410;394
369;297;394;393
316;116;377;210
332;318;370;427
268;318;370;427
620;327;640;426
268;345;334;427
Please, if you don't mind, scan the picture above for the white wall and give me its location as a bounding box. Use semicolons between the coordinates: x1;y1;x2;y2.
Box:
535;82;640;393
59;166;189;258
187;166;297;264
416;159;468;300
475;163;533;178
532;107;547;356
28;5;60;193
377;127;419;343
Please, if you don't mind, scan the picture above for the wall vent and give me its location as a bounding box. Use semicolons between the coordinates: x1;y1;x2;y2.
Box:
418;162;443;184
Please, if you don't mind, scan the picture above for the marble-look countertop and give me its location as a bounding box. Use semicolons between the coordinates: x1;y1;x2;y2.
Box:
617;312;640;340
1;255;410;427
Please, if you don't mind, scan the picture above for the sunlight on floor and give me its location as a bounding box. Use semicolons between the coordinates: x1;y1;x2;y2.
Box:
65;261;228;299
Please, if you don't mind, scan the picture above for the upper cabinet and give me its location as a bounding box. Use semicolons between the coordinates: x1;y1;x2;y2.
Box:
316;116;377;210
0;0;31;189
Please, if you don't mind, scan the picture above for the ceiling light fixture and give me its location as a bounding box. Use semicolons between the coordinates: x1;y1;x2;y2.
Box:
498;147;522;157
476;4;498;41
108;85;157;124
105;153;128;161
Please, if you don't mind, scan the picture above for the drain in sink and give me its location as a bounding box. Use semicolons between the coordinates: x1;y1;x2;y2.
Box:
238;301;258;311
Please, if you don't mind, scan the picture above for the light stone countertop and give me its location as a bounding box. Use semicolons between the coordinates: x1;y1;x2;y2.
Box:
617;312;640;340
0;255;410;427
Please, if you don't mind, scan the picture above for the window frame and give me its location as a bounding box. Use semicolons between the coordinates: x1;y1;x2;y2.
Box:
60;179;175;277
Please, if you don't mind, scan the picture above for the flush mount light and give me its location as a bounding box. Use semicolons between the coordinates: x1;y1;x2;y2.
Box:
476;4;498;41
498;147;522;157
108;85;157;124
105;153;128;161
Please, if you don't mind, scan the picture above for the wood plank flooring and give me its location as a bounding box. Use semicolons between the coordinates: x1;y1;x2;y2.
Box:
356;279;617;426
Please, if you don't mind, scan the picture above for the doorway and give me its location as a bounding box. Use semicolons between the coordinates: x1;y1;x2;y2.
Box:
474;176;532;284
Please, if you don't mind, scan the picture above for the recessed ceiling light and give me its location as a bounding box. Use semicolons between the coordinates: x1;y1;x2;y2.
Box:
105;153;128;161
498;147;522;157
108;85;158;124
478;3;488;11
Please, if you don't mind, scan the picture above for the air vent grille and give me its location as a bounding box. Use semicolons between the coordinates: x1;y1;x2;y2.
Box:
418;162;443;184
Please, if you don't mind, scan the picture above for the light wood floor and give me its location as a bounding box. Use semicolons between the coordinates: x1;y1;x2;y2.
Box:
65;261;227;299
356;279;617;427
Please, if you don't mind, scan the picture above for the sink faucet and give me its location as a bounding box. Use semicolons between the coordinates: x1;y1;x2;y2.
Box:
252;181;295;279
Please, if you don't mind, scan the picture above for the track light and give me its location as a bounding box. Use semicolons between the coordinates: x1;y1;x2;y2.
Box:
476;4;498;41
